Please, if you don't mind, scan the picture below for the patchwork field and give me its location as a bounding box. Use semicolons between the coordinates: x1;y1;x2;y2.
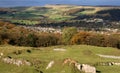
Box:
0;45;120;73
0;5;120;24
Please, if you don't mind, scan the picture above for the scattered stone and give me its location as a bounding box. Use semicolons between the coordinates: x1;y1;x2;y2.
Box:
0;53;3;56
81;64;96;73
62;58;77;65
24;60;31;66
63;58;96;73
0;53;3;58
46;61;54;70
75;63;96;73
97;62;111;66
75;63;82;71
97;54;120;59
96;62;120;66
2;57;31;66
108;62;113;66
31;59;42;66
111;62;120;66
13;50;22;55
53;48;66;52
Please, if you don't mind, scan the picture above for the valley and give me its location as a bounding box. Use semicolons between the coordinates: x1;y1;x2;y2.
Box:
0;5;120;33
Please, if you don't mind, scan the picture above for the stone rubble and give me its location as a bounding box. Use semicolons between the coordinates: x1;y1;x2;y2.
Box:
97;54;120;59
46;61;55;70
2;57;31;66
63;58;96;73
53;48;66;52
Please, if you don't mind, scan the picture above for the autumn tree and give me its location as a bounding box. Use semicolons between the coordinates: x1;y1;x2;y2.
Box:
104;35;120;47
86;34;105;46
70;31;91;45
62;27;77;44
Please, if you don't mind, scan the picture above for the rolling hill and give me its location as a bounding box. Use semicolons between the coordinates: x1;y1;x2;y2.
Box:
0;5;120;22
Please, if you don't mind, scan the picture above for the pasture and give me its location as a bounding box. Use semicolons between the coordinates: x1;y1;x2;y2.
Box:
0;45;120;73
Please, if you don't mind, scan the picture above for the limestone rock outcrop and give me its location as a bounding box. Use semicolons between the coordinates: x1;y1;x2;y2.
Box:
63;58;96;73
2;57;31;66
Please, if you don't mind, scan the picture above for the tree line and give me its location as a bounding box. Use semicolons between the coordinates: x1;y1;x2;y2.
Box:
63;27;120;49
0;21;60;47
0;21;120;49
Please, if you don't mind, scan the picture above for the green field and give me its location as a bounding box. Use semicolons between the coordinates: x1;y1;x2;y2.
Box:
0;45;120;73
0;5;119;24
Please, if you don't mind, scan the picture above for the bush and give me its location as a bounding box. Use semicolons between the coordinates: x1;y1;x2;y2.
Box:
26;49;31;53
62;27;77;44
70;31;91;45
71;31;120;49
0;21;60;47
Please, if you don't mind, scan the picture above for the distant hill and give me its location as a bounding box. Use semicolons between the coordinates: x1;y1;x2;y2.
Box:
0;5;120;26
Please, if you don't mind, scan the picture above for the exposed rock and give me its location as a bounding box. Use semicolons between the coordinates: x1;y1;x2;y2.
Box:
97;54;120;59
0;53;3;56
46;61;54;70
75;63;82;71
62;58;77;65
97;62;113;66
96;62;120;66
75;63;96;73
112;62;120;66
2;57;31;66
81;64;96;73
0;53;3;58
53;48;66;52
63;58;96;73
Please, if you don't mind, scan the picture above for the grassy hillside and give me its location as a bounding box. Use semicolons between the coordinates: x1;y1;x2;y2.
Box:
0;5;120;24
0;45;120;73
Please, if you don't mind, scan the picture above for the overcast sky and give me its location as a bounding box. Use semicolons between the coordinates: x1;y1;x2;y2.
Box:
0;0;120;7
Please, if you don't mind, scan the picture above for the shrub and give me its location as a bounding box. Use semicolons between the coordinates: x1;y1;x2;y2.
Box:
62;27;77;44
70;31;91;45
26;49;31;53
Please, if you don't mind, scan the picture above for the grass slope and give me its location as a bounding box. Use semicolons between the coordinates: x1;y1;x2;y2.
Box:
0;45;120;73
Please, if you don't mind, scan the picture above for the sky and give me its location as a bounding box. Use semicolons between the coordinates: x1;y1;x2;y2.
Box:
0;0;120;7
